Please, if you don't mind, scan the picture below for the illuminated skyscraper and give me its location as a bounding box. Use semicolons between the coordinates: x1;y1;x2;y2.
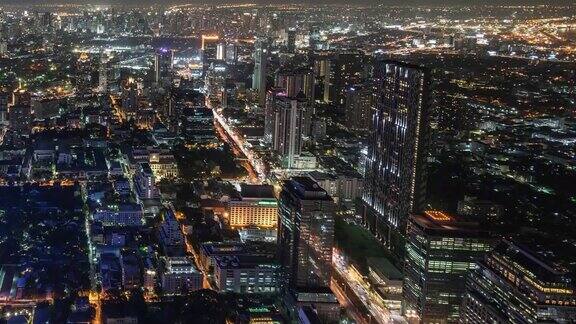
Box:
323;50;367;107
461;240;576;323
270;93;309;168
277;177;335;289
277;177;339;323
201;34;219;64
252;39;268;106
274;66;315;100
154;48;174;84
76;52;93;97
274;67;315;136
403;211;493;323
216;43;226;61
360;60;431;259
345;82;378;131
0;91;8;125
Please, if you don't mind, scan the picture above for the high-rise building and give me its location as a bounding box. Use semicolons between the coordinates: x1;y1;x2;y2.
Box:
76;52;93;97
201;34;219;64
252;39;268;106
270;94;309;168
274;67;315;100
461;240;576;323
403;210;494;323
0;91;8;125
264;87;284;144
345;83;378;131
274;67;315;136
181;106;217;144
98;51;109;94
216;43;226;61
277;177;339;323
360;60;431;259
323;50;367;107
226;43;238;64
0;41;7;56
227;184;278;228
277;177;335;290
154;48;174;84
287;28;296;53
9;89;32;132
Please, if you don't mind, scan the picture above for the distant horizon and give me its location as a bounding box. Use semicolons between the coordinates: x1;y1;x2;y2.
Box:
1;0;574;6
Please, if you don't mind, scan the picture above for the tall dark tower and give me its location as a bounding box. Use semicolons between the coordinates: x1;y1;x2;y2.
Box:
154;48;174;85
360;60;431;260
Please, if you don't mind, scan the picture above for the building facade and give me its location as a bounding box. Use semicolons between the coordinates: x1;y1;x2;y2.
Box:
461;240;576;323
277;177;336;290
360;60;431;259
228;184;278;228
403;210;493;323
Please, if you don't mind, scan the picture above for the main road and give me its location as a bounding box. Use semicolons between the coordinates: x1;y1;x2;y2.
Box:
212;108;265;183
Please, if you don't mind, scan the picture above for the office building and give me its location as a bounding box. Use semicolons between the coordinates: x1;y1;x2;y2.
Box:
360;60;431;259
274;66;315;100
461;240;576;323
76;52;93;97
181;106;217;144
278;177;339;323
9;89;32;133
227;184;278;228
270;94;309;168
158;209;185;256
92;203;144;227
322;50;367;107
403;210;493;323
216;43;226;61
277;177;335;289
160;257;204;295
457;196;503;222
201;34;219;63
213;255;278;294
252;39;268;106
345;83;378;131
0;91;9;125
154;48;174;84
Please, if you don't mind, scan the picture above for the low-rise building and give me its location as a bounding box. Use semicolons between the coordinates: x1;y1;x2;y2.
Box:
227;184;278;228
213;255;279;293
160;257;204;295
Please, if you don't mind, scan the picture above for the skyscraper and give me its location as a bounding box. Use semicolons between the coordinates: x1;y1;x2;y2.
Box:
270;93;309;168
345;82;378;131
76;52;93;97
0;91;8;125
274;67;315;136
360;60;431;259
403;210;493;323
277;176;336;290
201;34;220;64
322;50;367;107
154;48;174;84
274;66;315;101
216;43;226;61
461;240;576;323
252;39;268;107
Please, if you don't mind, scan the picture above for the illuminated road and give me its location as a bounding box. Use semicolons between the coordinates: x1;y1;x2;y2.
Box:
212;109;264;183
332;249;406;324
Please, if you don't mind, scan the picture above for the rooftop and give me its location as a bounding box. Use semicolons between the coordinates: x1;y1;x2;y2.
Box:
240;184;275;199
284;177;332;201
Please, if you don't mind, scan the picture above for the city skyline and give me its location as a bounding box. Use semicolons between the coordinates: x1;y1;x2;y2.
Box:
0;1;575;323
